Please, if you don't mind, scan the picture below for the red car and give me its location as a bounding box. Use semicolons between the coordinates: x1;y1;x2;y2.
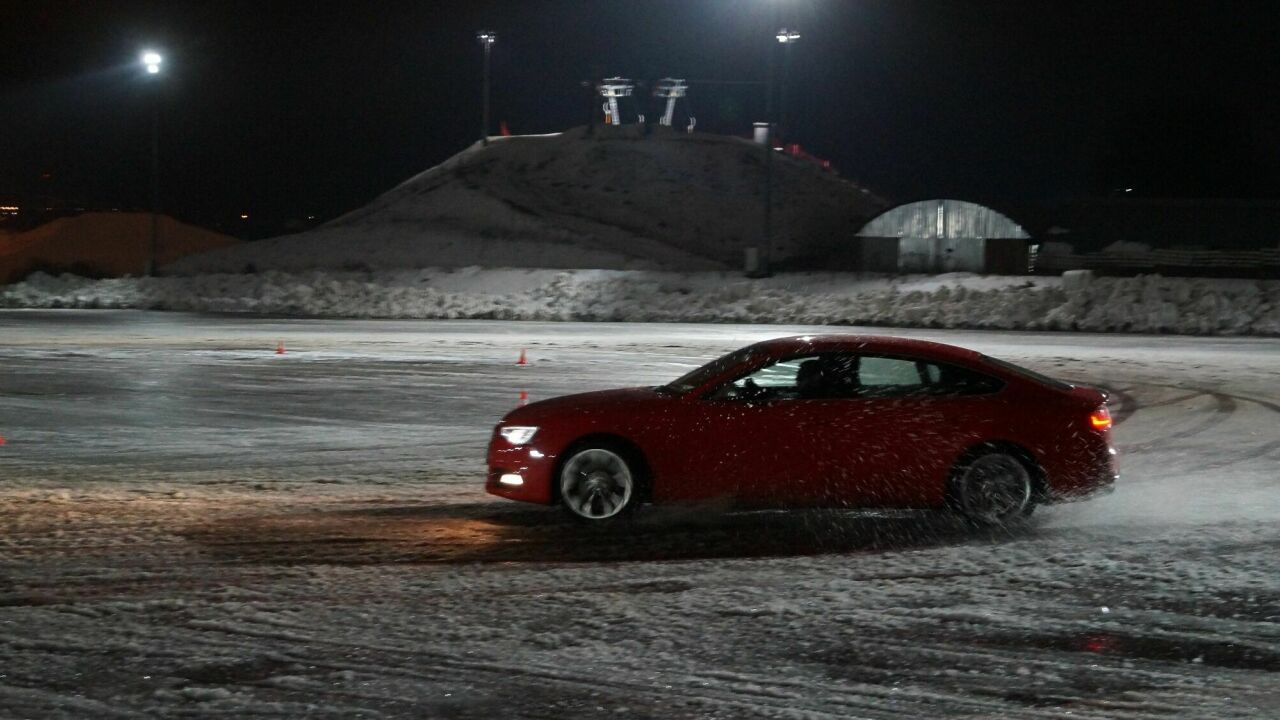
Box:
487;335;1117;524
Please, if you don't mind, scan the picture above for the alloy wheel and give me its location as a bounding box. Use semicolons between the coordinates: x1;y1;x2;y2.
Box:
560;448;634;521
958;453;1033;524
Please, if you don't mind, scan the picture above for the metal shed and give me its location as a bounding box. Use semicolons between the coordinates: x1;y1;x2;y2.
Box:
856;199;1031;274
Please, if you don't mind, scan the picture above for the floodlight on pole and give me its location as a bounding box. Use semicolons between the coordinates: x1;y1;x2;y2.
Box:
775;27;800;146
476;31;496;145
141;50;163;74
140;49;164;275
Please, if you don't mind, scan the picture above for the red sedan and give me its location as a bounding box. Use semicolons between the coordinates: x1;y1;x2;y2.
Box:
487;335;1117;525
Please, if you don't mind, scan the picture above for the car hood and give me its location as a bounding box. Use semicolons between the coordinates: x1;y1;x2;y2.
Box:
502;387;667;423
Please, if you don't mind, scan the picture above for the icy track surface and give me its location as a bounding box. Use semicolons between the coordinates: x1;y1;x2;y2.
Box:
1;311;1278;719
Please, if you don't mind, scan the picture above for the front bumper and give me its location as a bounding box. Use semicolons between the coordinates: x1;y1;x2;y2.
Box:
486;442;557;505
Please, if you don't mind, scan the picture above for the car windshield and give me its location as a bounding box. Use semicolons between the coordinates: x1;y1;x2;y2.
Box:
662;346;761;395
982;355;1074;391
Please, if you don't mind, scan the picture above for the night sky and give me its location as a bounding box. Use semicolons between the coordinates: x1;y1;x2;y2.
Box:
3;1;1278;235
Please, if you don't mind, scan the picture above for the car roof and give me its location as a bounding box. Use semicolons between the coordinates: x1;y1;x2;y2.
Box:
749;335;985;364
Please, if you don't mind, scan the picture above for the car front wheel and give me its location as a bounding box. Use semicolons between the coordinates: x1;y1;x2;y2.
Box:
951;452;1036;526
559;445;638;522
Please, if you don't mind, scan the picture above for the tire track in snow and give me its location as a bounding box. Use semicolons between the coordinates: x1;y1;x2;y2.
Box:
1122;390;1236;455
179;621;1065;720
1102;381;1280;468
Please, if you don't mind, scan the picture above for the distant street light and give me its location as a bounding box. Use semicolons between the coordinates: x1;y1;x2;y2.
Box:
140;50;163;276
775;29;799;145
753;27;802;279
476;31;496;146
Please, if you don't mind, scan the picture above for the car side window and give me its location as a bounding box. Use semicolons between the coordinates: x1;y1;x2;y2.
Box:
708;352;1003;401
709;353;860;402
859;356;923;389
856;355;1005;398
931;362;1005;396
747;357;807;388
708;354;820;401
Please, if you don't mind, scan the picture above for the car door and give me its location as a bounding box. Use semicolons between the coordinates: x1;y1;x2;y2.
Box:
669;354;829;507
809;355;1002;508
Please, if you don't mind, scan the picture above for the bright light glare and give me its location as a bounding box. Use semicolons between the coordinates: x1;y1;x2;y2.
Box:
776;29;801;43
500;426;538;445
141;50;163;74
499;474;524;486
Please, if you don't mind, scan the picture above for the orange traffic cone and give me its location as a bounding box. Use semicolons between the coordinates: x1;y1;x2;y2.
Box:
0;435;6;446
276;341;286;355
518;391;528;406
516;349;528;366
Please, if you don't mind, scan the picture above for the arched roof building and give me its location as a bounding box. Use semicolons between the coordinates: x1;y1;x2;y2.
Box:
855;199;1031;274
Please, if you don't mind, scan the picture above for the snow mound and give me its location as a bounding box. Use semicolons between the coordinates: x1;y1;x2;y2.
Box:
5;269;1277;336
167;128;885;274
1102;240;1153;254
0;213;238;283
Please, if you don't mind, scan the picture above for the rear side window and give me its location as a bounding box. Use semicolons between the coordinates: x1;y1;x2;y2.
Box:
982;355;1073;391
859;356;922;388
859;355;1003;397
930;362;1005;396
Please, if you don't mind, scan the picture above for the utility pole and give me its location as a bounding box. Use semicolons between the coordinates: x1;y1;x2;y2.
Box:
776;29;800;146
477;31;496;145
756;36;777;278
149;97;160;276
140;50;163;276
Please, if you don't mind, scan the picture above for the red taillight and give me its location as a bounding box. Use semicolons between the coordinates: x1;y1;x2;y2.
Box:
1089;406;1112;430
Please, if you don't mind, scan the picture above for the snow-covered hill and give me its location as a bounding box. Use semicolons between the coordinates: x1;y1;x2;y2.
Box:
168;128;885;274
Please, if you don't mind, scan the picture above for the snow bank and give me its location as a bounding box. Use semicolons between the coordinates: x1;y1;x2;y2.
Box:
4;269;1277;335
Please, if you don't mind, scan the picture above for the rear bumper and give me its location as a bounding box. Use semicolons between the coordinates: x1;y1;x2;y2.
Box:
1042;432;1118;504
1046;471;1117;503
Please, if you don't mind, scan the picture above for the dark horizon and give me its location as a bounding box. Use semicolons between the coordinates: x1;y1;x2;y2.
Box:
2;0;1279;237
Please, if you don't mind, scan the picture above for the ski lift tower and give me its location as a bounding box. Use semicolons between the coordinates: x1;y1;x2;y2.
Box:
653;78;694;131
598;77;635;125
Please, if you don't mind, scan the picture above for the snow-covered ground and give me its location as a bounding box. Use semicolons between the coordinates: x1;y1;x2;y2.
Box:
2;311;1278;718
4;268;1279;336
160;130;882;274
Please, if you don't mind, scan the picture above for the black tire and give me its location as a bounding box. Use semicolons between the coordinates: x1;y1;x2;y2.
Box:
948;451;1037;526
557;442;642;523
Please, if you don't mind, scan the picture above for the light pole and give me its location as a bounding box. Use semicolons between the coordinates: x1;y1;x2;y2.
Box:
775;29;800;147
755;28;802;278
140;50;163;276
476;31;496;145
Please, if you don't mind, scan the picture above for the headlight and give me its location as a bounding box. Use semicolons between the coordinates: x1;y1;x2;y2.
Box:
500;426;538;445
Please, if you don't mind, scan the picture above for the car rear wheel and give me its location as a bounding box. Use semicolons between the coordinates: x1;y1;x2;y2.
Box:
951;452;1035;526
559;446;637;522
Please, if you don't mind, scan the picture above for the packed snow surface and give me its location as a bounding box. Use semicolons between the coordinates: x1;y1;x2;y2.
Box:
1;312;1278;718
4;268;1279;335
